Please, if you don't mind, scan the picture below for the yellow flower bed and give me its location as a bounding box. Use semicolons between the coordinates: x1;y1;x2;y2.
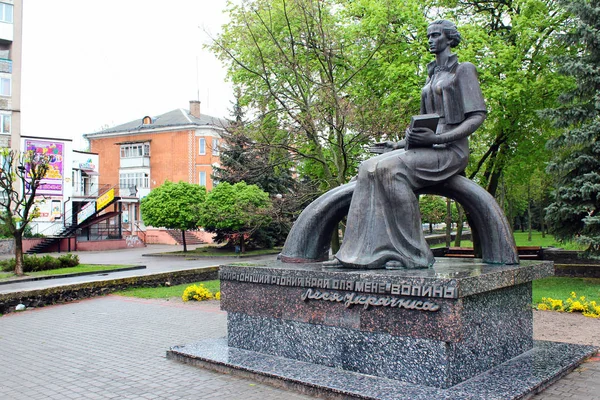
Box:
182;284;214;302
537;292;600;318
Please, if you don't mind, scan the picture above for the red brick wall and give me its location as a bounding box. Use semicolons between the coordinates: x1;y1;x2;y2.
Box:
89;129;221;190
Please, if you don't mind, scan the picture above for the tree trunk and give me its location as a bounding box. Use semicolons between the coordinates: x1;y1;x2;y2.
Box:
527;184;532;242
454;205;464;247
429;222;433;234
14;234;24;276
331;223;340;254
240;234;245;254
181;229;188;252
445;198;452;248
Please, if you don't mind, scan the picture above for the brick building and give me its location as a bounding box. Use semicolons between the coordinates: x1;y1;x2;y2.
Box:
83;100;226;242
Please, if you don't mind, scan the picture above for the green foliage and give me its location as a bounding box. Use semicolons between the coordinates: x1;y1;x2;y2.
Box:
210;0;430;188
199;182;272;251
140;181;206;231
419;195;446;225
140;181;206;251
0;253;79;273
543;0;600;256
429;1;571;202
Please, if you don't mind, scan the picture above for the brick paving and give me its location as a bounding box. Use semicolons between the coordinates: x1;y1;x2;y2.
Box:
0;295;598;399
0;296;311;400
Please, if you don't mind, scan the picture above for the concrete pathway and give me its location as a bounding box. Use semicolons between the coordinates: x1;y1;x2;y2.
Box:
0;244;275;294
0;245;598;399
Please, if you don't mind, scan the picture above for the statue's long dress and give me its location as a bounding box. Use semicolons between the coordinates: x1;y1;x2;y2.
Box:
335;55;487;269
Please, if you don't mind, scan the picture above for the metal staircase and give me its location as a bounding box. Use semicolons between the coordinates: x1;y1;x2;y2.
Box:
26;185;120;254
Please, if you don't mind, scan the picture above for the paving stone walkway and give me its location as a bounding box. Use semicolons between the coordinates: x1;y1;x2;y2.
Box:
0;296;311;400
0;295;598;399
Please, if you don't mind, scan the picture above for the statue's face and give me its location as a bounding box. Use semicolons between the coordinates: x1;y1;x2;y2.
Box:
427;25;449;54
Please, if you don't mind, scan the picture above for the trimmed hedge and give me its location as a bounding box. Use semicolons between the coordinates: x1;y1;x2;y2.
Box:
0;254;79;273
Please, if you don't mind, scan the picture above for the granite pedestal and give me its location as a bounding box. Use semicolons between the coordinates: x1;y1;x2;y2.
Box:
168;259;597;399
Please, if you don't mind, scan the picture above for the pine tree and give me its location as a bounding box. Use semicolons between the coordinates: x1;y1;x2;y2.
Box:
544;0;600;255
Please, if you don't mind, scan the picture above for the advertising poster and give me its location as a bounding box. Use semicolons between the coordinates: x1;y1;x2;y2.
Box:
25;139;64;195
77;201;96;225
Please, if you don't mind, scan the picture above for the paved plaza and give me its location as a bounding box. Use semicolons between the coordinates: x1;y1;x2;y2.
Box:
0;245;598;399
0;294;597;399
0;296;312;400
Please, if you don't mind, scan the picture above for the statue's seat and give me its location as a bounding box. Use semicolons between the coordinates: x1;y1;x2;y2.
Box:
280;174;518;265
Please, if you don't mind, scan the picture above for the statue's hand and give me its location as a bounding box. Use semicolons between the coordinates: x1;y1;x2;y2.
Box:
369;141;403;154
407;127;437;147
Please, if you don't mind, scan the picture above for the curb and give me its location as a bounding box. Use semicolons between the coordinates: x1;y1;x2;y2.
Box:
0;265;147;286
0;266;220;315
142;252;281;258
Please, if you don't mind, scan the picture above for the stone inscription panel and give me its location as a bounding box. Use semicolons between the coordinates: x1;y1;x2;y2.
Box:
220;270;457;299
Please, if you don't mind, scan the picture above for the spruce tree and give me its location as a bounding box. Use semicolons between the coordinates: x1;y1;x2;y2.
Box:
544;0;600;255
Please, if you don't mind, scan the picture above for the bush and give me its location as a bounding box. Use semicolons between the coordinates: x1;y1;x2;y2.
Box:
182;284;213;302
0;254;80;273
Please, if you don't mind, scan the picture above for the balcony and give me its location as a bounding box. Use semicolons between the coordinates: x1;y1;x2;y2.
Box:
120;156;150;168
0;23;13;42
0;59;11;74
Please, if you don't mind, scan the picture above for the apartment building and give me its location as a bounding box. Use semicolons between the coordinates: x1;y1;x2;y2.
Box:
0;0;21;153
83;100;226;239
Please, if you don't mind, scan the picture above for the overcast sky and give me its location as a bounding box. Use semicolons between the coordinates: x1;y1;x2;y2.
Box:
20;0;233;149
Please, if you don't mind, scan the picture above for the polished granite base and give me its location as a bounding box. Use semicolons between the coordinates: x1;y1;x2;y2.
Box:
218;259;551;388
167;339;597;400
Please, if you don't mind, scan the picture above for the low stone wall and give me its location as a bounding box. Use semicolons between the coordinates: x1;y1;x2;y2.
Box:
426;232;472;246
76;237;145;251
0;267;219;314
0;239;14;254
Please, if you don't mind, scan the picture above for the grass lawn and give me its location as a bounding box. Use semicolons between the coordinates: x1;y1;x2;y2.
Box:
114;280;220;299
532;277;600;305
170;246;281;257
0;264;132;281
434;231;587;250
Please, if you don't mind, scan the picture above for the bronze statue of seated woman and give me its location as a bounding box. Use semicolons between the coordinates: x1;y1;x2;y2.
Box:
280;20;518;269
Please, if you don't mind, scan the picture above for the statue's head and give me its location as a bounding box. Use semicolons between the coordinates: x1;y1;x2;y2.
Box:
428;20;462;48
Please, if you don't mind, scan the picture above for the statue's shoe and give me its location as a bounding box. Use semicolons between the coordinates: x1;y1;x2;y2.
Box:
322;258;343;268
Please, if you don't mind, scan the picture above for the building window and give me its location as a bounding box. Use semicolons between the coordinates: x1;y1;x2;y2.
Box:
120;143;150;158
0;114;9;133
199;138;206;155
199;171;206;187
119;172;149;189
0;3;13;24
0;77;10;96
212;138;220;156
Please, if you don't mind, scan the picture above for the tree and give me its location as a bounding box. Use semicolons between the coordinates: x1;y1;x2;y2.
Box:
0;149;50;275
433;0;572;196
210;0;430;189
419;195;446;234
140;181;206;252
199;182;272;252
543;0;600;256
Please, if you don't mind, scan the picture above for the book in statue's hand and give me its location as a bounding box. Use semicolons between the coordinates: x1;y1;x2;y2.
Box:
406;113;440;150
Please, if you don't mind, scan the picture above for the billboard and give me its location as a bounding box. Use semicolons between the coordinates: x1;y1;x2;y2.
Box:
24;139;64;195
96;188;115;211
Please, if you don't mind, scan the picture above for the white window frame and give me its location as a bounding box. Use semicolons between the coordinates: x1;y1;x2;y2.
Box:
0;3;13;24
0;76;10;96
119;172;149;189
212;138;220;156
0;113;10;134
199;138;206;155
199;171;207;187
120;143;149;158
